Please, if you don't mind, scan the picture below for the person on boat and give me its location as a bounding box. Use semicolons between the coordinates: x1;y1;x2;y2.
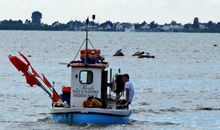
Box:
122;74;135;105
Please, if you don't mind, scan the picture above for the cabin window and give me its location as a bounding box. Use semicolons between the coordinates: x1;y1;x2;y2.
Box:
79;70;93;84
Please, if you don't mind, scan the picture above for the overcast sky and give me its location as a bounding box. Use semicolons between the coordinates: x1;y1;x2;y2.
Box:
0;0;219;24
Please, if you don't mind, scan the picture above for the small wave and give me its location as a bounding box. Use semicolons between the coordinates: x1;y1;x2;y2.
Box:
30;104;47;108
25;114;36;117
182;100;192;103
132;108;147;113
153;121;180;126
196;107;220;111
5;94;18;99
127;119;149;125
39;113;47;115
159;107;184;113
37;117;50;122
148;109;161;114
128;119;180;127
215;76;220;79
139;102;150;106
22;98;29;101
0;120;36;124
66;123;110;129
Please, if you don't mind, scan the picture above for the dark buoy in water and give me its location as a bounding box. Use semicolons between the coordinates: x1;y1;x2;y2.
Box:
113;49;124;56
132;51;144;56
138;54;155;58
214;44;218;47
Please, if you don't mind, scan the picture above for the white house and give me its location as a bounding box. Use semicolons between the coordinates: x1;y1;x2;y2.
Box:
140;23;150;31
105;24;112;30
161;25;171;31
115;23;124;31
124;24;135;32
161;24;183;32
199;24;207;30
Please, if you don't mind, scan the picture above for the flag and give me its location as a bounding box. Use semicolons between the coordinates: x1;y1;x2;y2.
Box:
31;67;40;77
18;51;31;66
42;74;52;88
9;55;28;72
9;53;53;99
23;71;41;87
18;52;40;77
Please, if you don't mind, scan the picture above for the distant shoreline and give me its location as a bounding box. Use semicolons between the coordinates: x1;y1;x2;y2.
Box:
0;30;220;34
1;11;220;33
1;20;219;33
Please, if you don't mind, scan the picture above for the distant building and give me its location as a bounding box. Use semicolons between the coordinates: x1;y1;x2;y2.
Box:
31;11;42;26
115;22;124;31
199;24;207;30
98;21;113;31
161;24;183;32
161;25;170;31
66;20;84;31
79;24;98;31
66;21;74;30
105;24;112;30
193;17;199;29
89;25;98;31
52;21;61;27
140;23;150;31
124;23;135;32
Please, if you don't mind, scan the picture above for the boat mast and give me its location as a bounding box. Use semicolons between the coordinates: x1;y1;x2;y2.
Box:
85;17;89;64
84;15;95;65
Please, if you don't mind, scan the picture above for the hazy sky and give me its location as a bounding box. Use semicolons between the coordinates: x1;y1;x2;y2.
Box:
0;0;219;24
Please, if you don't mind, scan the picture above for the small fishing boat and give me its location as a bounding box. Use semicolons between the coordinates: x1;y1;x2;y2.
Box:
9;15;131;125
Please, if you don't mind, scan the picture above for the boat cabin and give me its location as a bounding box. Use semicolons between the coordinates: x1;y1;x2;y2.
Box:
68;49;109;107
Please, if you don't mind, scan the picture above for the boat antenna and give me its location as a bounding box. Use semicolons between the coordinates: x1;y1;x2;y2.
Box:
73;15;96;62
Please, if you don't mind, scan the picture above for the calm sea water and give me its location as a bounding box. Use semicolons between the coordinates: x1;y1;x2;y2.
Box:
0;31;220;130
